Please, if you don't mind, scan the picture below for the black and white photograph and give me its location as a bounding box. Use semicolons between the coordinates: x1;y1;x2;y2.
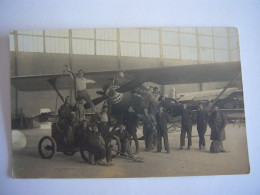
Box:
10;27;249;178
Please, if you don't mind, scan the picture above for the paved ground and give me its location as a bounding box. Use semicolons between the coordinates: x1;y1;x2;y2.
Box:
12;124;250;178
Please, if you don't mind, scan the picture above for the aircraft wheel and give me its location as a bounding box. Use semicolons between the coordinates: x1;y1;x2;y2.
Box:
38;136;56;159
80;148;90;163
111;135;121;157
63;151;76;156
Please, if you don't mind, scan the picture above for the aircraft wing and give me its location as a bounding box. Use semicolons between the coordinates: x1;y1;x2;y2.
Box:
131;61;241;85
116;61;241;92
11;61;241;92
11;72;115;91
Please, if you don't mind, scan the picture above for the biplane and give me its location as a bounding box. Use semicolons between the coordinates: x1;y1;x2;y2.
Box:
11;61;243;125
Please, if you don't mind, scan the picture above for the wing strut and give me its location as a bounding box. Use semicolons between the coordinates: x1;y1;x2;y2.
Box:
206;71;241;111
48;78;65;103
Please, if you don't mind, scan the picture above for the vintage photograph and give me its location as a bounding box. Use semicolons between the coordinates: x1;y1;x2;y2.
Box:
10;27;249;178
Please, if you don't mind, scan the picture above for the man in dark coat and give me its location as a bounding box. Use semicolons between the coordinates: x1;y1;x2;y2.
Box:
209;105;227;153
179;104;193;150
125;106;139;154
156;106;170;153
196;103;209;150
142;108;157;151
58;96;74;144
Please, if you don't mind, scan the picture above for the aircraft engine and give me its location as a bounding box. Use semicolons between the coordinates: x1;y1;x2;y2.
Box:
106;85;124;104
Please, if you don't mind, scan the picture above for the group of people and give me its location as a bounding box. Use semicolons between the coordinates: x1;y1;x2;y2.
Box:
126;86;228;154
58;69;228;166
179;102;227;153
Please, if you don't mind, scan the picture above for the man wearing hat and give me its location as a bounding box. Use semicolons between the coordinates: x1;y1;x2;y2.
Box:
196;103;209;150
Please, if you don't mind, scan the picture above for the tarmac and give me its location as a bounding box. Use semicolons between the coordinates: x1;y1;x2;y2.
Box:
12;124;250;178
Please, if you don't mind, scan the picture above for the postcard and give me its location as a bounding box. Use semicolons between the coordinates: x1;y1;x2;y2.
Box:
10;27;249;178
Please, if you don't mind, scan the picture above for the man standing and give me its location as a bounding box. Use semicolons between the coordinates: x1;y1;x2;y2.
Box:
209;105;227;153
156;106;170;153
142;108;157;151
196;103;209;150
179;104;192;150
125;106;139;154
94;105;113;165
58;96;73;144
67;67;95;109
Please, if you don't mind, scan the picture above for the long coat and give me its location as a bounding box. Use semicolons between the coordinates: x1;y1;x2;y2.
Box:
209;110;227;141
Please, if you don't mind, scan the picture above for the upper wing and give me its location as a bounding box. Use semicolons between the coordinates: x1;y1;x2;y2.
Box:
11;61;241;92
130;61;241;85
116;61;241;92
11;72;113;91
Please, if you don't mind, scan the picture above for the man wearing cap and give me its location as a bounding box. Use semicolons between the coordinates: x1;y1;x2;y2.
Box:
142;108;157;151
196;103;209;150
179;104;193;150
125;106;139;154
156;106;171;153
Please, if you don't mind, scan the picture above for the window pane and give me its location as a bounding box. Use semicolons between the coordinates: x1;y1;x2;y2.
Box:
214;37;228;49
18;30;43;35
200;48;214;61
228;28;238;37
18;35;43;52
163;45;180;59
120;29;139;42
198;28;212;35
199;36;213;48
141;29;159;43
9;34;15;51
45;30;69;37
213;28;227;37
72;39;94;55
231;49;240;61
162;31;179;45
120;42;139;57
229;36;239;49
180;34;196;47
96;29;117;41
181;47;197;60
161;28;179;32
215;49;229;62
45;37;69;53
96;41;117;56
72;29;94;39
141;44;160;58
180;28;196;33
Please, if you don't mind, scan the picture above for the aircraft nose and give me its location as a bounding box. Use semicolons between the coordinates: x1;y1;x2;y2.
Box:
107;85;124;104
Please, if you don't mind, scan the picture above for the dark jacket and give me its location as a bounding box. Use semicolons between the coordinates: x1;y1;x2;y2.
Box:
196;110;209;128
209;110;227;141
115;129;131;141
156;111;170;131
142;114;157;130
125;112;139;129
181;107;192;127
58;104;73;120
